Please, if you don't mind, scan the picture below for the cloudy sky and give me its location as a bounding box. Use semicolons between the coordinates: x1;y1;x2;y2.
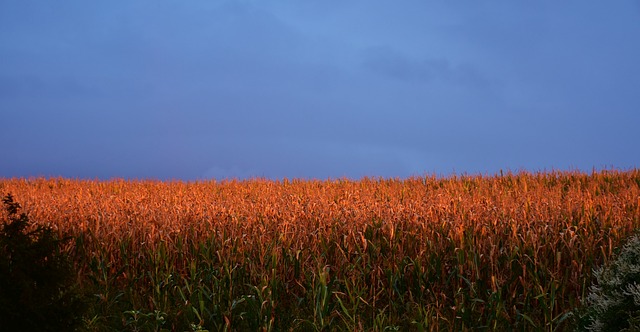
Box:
1;1;639;180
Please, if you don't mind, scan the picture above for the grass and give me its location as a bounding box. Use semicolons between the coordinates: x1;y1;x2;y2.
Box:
0;169;638;330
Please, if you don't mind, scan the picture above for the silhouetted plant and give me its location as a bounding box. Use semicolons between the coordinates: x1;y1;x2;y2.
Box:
0;194;84;332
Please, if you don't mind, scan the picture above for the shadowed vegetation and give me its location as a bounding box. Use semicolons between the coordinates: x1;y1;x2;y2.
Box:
0;194;85;332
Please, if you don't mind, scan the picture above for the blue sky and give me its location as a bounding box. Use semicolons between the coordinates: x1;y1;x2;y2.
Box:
1;1;639;180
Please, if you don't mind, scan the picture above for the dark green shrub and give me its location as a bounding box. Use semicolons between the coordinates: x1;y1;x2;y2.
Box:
0;194;84;332
575;233;640;331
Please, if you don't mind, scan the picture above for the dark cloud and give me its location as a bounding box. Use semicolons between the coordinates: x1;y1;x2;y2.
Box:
361;46;489;89
362;46;436;83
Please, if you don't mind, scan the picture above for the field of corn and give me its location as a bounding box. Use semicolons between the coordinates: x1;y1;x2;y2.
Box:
1;169;639;331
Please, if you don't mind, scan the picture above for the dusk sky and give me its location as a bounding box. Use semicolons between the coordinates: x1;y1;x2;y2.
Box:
2;1;639;180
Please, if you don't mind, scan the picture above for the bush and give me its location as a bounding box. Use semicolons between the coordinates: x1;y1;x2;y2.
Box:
0;194;84;332
575;233;640;331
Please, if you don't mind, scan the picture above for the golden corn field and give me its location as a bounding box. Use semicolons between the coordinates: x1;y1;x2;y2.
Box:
1;169;640;331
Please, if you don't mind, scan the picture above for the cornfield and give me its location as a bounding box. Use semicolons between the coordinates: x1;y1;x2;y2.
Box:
1;169;639;331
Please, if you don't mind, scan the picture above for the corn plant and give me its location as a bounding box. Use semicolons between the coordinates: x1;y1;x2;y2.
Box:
0;169;638;330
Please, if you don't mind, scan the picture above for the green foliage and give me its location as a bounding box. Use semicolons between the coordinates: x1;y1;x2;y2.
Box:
79;219;582;331
575;233;640;331
0;194;85;332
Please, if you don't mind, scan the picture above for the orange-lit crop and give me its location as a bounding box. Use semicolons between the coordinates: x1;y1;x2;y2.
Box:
1;169;638;330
